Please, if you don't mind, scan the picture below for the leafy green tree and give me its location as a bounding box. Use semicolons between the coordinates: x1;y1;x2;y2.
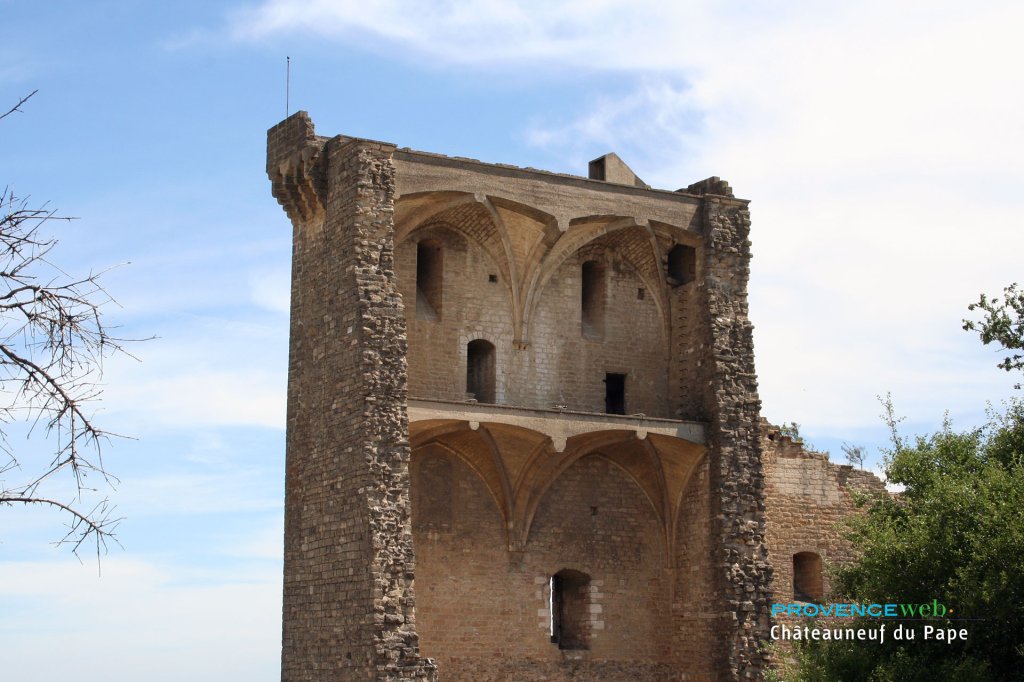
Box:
964;283;1024;388
784;399;1024;681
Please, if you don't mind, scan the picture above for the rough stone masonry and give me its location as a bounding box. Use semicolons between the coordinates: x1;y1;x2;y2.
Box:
268;112;883;681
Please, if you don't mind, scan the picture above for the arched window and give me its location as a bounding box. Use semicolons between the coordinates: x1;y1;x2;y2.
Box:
581;260;605;339
793;552;823;602
667;244;696;285
466;339;496;403
550;569;591;650
416;240;443;320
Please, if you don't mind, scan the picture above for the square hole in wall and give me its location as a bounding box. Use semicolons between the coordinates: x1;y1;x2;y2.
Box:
489;274;498;283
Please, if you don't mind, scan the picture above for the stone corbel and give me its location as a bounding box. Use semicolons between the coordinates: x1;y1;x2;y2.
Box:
270;142;328;228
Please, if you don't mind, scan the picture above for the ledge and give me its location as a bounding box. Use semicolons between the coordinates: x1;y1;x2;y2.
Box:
408;397;706;446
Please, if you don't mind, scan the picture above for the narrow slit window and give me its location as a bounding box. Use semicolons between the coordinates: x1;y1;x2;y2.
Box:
550;569;591;650
466;339;496;403
605;373;625;415
416;241;443;320
581;260;606;339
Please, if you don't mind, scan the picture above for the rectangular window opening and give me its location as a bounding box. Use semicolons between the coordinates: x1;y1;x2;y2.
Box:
416;241;442;320
581;260;606;339
550;570;591;650
605;373;625;415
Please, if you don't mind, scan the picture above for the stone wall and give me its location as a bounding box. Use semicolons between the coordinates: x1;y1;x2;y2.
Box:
270;113;436;682
270;112;799;681
411;450;674;681
761;421;887;603
395;213;671;418
697;197;774;679
672;456;717;681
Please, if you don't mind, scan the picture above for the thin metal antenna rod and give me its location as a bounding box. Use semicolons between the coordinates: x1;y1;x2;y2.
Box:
286;56;291;117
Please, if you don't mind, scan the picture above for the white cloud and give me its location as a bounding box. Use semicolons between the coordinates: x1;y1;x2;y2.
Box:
229;0;1024;433
105;365;286;430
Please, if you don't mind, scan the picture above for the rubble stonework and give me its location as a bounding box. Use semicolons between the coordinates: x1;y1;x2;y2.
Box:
268;111;882;681
761;421;888;603
271;115;436;681
700;198;773;678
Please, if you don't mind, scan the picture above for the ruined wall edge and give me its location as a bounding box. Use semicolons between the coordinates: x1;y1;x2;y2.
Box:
269;112;436;682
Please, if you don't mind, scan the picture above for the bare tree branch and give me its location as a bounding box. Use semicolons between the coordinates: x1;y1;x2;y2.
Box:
0;90;38;122
1;92;137;559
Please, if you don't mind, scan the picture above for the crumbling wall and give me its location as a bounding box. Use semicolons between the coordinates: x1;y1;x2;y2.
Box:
270;113;435;682
761;420;888;602
698;197;774;679
271;112;780;682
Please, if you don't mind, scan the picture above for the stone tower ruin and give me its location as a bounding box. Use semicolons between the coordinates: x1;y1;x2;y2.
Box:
267;112;880;681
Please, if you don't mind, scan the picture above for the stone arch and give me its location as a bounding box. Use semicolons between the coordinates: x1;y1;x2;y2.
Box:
408;440;511;666
526;453;673;661
410;420;512;538
515;431;668;552
522;217;634;343
396;220;515;402
522;228;673;417
524;220;675;353
395;192;522;336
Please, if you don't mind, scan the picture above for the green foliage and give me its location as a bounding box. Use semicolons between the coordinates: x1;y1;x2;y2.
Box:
964;283;1024;388
783;400;1024;681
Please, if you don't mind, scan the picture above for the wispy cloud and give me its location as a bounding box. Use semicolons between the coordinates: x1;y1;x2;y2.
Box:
228;0;1024;434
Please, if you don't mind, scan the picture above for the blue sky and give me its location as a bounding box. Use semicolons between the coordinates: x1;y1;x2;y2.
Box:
2;2;1023;679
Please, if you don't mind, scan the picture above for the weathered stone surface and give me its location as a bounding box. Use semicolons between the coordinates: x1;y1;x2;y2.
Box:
269;111;884;682
762;420;888;604
272;113;435;681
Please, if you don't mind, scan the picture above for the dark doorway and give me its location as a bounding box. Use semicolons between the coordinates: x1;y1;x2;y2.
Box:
416;241;443;320
550;569;591;650
466;339;496;403
793;552;824;602
605;373;625;415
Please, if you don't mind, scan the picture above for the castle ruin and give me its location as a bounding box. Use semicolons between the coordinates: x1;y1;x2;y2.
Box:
267;112;884;681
